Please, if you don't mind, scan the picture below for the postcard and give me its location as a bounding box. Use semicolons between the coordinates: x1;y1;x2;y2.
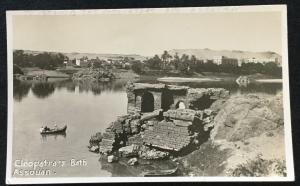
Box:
6;5;294;184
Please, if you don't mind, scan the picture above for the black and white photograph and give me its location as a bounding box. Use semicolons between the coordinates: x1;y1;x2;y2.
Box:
5;5;294;184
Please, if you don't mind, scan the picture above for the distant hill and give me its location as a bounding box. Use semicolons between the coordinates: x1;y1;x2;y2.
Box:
20;50;147;61
18;49;282;65
168;48;282;65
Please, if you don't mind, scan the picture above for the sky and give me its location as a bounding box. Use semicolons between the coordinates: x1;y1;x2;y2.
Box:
12;11;283;56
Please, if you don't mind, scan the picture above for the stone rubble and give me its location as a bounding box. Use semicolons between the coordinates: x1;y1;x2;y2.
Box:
91;82;230;165
118;144;140;157
107;155;118;163
138;145;170;160
127;158;138;166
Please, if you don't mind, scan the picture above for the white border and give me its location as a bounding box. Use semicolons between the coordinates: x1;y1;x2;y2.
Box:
6;5;294;184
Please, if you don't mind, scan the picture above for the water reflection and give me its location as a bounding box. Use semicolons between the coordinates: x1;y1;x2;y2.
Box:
13;78;129;100
31;82;55;98
41;133;67;142
13;79;31;102
13;77;283;101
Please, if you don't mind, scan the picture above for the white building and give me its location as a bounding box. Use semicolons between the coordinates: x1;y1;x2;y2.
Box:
75;59;81;66
246;57;259;63
212;56;223;65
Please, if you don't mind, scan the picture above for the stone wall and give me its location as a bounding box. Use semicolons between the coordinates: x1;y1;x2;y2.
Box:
126;82;229;114
151;91;162;111
143;121;192;151
127;134;143;146
99;130;115;154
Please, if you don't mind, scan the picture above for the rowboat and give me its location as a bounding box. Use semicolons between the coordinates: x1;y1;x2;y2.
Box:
40;125;67;134
142;167;178;177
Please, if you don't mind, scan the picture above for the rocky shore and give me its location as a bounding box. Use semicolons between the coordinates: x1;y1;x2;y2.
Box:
88;82;286;177
72;68;116;82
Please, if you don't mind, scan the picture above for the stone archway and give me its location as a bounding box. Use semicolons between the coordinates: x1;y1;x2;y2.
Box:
141;91;154;112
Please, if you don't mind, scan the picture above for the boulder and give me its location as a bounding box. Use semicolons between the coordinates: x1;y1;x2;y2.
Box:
163;109;196;121
107;155;118;163
118;145;140;157
173;120;192;127
141;124;147;131
138;146;169;160
89;132;103;147
127;158;138;166
147;120;158;126
140;109;162;121
130;119;141;134
89;145;99;153
203;109;213;116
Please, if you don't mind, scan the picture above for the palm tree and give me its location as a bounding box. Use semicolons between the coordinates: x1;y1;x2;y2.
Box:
161;50;172;69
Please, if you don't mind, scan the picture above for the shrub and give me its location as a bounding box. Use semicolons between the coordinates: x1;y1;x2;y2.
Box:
89;132;103;147
228;155;286;177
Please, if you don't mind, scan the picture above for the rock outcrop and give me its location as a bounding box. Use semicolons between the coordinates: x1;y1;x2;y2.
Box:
73;69;116;82
210;93;283;142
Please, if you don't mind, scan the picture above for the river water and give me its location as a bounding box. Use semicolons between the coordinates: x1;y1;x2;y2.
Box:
12;78;282;177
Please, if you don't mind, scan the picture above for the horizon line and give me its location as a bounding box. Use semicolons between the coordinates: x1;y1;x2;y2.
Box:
12;48;281;57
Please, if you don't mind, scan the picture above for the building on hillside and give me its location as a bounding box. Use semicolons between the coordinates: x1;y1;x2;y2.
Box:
222;57;238;67
242;57;281;66
259;57;280;65
212;56;223;65
212;56;238;66
204;59;214;64
246;57;259;63
237;59;245;67
75;58;81;66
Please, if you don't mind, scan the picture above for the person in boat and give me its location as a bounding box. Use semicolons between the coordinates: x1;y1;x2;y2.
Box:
44;126;50;131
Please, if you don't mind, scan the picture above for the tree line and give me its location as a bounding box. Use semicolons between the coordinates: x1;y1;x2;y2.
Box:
13;50;66;70
131;50;282;77
13;49;282;77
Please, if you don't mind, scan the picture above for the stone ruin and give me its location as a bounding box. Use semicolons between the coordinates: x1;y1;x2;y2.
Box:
92;82;230;160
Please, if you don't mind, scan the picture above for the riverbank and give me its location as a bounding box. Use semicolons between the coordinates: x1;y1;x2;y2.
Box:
21;67;70;78
157;77;221;83
20;67;140;82
256;79;282;83
20;67;281;83
141;71;281;83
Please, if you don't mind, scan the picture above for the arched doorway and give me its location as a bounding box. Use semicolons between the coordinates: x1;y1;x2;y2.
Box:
141;91;154;112
175;101;186;109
